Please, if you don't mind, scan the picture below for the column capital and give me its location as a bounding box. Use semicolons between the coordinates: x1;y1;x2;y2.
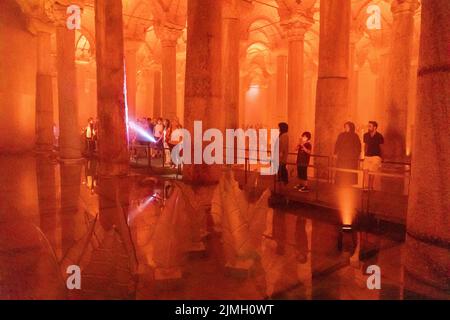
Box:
27;17;55;35
124;39;144;53
16;0;56;34
52;0;85;28
154;23;184;47
281;12;314;41
391;0;420;16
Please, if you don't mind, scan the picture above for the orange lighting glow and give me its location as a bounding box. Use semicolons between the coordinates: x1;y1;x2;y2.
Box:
338;187;356;226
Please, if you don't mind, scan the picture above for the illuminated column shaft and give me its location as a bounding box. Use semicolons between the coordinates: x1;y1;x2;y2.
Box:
56;23;81;160
156;24;182;122
222;0;240;129
161;40;178;121
314;0;350;158
348;30;362;122
276;54;288;125
183;0;222;183
405;0;450;298
286;22;310;148
384;0;419;161
153;69;162;118
94;0;129;176
35;27;55;151
124;40;140;119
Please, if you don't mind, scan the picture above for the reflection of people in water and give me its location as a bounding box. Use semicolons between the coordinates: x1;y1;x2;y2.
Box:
85;159;98;192
334;121;361;186
295;217;309;263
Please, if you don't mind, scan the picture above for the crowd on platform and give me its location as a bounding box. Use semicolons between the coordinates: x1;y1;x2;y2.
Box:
277;120;384;193
81;116;183;168
79;115;385;191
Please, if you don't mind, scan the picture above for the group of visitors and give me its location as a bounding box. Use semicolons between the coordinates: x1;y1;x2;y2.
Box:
82;116;184;167
277;120;384;192
130;117;183;167
83;117;98;156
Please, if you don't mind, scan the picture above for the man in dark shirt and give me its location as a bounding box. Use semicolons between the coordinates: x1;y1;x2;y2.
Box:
363;121;384;190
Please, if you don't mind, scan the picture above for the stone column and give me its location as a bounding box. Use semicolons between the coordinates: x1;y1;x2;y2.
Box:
124;40;141;119
222;0;240;129
276;54;288;125
153;69;162;118
95;0;129;176
32;21;55;152
348;29;362;121
156;25;182;122
384;0;420;161
55;8;82;161
183;0;222;183
238;75;247;127
285;17;313;148
314;0;350;159
405;0;450;298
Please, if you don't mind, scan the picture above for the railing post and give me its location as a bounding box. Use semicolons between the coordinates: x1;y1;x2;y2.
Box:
244;157;248;185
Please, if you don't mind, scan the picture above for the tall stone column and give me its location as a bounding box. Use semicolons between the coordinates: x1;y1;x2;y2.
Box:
348;29;363;122
238;75;247;127
153;69;162;118
276;54;288;125
285;17;313;148
95;0;129;176
55;7;82;161
405;0;450;298
31;21;55;152
183;0;222;183
222;0;240;130
384;0;419;161
156;25;182;122
124;40;141;119
314;0;350;159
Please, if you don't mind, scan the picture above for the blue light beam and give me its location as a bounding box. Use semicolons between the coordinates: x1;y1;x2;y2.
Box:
129;120;157;143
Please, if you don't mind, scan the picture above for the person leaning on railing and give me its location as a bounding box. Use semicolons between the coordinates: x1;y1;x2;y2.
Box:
363;121;384;191
334;121;361;186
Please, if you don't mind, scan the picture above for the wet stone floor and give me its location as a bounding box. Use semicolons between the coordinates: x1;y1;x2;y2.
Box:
0;154;440;300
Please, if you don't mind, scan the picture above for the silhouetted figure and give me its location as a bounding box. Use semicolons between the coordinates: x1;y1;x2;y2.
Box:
277;122;289;185
334;122;361;185
295;131;312;192
85;117;96;157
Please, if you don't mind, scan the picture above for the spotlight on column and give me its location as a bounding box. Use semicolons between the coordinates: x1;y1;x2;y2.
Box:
338;224;357;254
341;224;353;232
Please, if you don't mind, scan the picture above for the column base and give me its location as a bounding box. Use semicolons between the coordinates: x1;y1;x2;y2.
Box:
58;157;85;165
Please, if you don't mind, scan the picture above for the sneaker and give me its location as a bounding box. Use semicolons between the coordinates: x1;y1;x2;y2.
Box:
299;186;310;193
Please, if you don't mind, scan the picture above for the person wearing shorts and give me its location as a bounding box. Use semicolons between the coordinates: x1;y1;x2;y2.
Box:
363;121;384;190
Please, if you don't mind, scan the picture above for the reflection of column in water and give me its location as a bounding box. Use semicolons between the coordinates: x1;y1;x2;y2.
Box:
151;187;188;280
175;182;208;253
0;222;66;299
98;176;138;274
260;211;300;298
59;163;82;256
311;220;343;299
36;156;58;255
296;217;312;299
